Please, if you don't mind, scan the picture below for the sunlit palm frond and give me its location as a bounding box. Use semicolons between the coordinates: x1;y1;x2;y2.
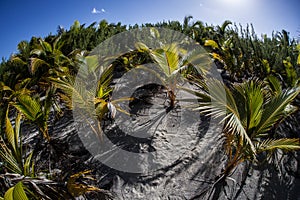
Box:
23;151;34;177
14;95;42;121
10;56;27;66
192;79;256;151
0;139;22;174
265;75;282;96
164;43;180;74
234;81;264;131
179;49;212;76
84;55;100;74
5;109;17;152
255;87;299;137
98;64;113;83
50;76;94;110
204;40;219;49
256;138;300;153
96;65;113;99
39;39;53;53
13;95;50;140
3;181;29;200
30;58;49;75
149;43;180;76
1;112;35;177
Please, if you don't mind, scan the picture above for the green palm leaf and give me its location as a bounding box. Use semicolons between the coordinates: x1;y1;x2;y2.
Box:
234;81;264;131
5;110;16;152
50;76;94;110
150;43;180;76
14;113;22;152
255;87;299;137
39;39;52;53
10;57;27;66
24;151;34;177
4;182;29;200
14;95;42;121
85;55;99;73
0;140;22;174
204;40;219;49
195;79;256;152
257;138;300;152
96;65;113;99
13;95;50;140
30;57;49;74
266;75;282;95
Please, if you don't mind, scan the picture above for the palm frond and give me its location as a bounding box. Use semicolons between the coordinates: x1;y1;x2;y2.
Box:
39;39;53;53
256;138;300;152
1;111;35;176
5;109;17;153
67;170;102;198
234;81;264;131
0;137;22;174
50;76;94;112
14;95;42;121
4;181;29;200
164;43;180;74
98;64;113;85
10;56;27;66
265;75;282;95
30;58;49;75
14;113;21;148
179;49;212;76
255;87;299;136
204;40;219;49
85;55;99;73
150;43;180;76
96;65;113;99
194;79;256;152
0;82;13;92
23;151;34;177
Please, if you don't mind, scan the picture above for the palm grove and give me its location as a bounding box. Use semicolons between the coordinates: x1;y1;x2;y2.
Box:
0;17;300;199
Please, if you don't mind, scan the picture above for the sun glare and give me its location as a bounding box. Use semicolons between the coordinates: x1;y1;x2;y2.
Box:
223;0;240;2
221;0;244;6
222;0;254;5
216;0;254;11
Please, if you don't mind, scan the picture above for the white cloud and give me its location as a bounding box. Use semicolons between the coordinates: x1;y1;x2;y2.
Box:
92;8;100;14
92;8;106;14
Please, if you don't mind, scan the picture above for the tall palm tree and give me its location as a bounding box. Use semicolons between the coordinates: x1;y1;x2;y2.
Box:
182;15;193;34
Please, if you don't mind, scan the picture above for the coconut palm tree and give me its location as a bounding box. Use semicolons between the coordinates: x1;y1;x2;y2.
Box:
201;78;299;171
136;40;210;110
0;80;31;137
0;113;103;199
190;77;300;198
15;36;76;141
50;54;132;139
182;15;193;35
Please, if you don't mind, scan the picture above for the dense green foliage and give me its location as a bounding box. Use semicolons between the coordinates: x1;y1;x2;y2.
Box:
0;16;299;199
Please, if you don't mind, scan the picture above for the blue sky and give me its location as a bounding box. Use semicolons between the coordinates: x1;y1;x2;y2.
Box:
0;0;299;59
